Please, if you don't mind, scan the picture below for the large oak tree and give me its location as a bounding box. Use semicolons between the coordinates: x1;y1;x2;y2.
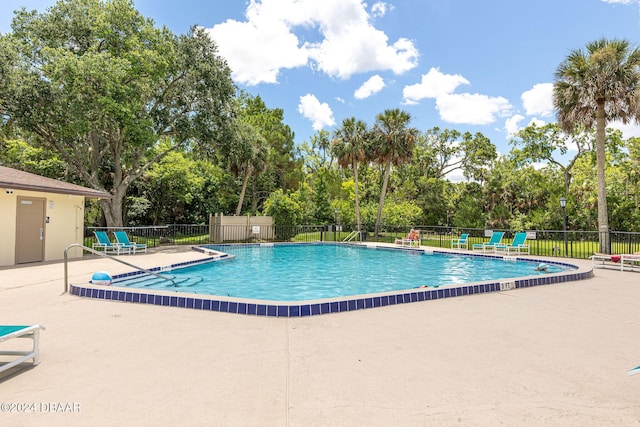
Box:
0;0;236;226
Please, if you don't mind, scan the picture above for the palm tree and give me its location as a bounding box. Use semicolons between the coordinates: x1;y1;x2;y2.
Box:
311;129;333;168
371;109;418;238
330;117;369;236
554;38;640;253
229;121;268;216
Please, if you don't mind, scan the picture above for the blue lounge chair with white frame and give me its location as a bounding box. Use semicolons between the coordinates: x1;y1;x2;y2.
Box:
0;325;46;373
114;231;148;254
472;231;504;253
93;231;130;255
450;233;469;249
495;232;530;255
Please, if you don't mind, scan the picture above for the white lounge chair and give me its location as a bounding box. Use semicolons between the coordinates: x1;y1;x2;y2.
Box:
395;229;420;248
591;253;640;271
394;238;420;248
0;325;46;373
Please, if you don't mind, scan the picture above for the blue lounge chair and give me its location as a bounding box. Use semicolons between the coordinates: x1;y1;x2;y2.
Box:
114;231;148;254
0;325;46;373
450;233;469;249
495;232;530;255
472;231;504;253
93;231;130;255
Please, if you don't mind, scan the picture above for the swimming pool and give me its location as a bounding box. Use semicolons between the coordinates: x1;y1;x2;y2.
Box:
70;243;593;317
112;243;567;301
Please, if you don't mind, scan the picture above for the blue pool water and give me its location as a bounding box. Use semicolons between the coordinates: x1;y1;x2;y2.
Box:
112;244;568;301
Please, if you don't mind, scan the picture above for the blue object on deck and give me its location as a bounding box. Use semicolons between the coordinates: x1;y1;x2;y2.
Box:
91;271;112;285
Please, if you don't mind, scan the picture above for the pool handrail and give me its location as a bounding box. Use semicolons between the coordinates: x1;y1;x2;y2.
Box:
63;243;175;294
343;231;360;242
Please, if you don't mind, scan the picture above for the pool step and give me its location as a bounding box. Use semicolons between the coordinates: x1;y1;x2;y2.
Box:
111;274;164;287
114;274;203;289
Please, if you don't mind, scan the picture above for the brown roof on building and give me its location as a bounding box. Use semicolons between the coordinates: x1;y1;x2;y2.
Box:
0;166;111;199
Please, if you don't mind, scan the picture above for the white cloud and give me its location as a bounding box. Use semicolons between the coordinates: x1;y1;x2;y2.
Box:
521;83;554;117
207;0;418;85
529;117;546;127
435;93;512;125
402;68;511;126
401;98;419;106
297;94;335;130
601;0;635;4
505;115;548;137
609;119;640;138
354;75;385;99
402;67;469;103
505;114;525;137
308;32;417;80
371;2;392;17
208;15;308;85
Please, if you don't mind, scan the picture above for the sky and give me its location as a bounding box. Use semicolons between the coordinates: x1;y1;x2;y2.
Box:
2;0;640;157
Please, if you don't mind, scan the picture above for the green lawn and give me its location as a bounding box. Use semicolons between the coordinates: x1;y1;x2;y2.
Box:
291;231;608;259
421;236;607;259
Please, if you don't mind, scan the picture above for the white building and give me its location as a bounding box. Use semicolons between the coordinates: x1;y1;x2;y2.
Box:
0;166;110;266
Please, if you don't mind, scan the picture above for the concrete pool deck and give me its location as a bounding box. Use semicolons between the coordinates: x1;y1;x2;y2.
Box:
1;245;639;426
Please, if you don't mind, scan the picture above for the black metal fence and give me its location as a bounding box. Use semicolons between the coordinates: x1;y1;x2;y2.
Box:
85;223;640;260
402;226;640;259
85;225;210;248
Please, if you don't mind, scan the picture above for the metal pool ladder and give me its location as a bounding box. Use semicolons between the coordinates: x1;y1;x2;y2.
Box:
63;243;176;294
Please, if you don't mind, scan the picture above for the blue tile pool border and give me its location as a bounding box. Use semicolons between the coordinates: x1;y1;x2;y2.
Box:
70;244;593;317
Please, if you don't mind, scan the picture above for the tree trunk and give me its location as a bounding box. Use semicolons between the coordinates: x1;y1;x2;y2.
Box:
235;166;251;216
100;188;125;228
563;168;571;197
251;177;258;212
595;102;610;253
353;159;361;234
374;159;392;238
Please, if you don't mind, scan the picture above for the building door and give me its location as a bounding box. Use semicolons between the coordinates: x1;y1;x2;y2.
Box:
15;197;46;264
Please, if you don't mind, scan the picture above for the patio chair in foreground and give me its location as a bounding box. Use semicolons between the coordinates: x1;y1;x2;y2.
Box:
472;231;504;253
0;325;46;374
93;231;130;255
114;231;148;254
450;233;469;249
495;232;530;255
